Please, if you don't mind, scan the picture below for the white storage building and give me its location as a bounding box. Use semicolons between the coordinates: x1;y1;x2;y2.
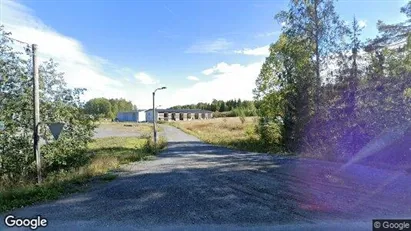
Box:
145;109;213;122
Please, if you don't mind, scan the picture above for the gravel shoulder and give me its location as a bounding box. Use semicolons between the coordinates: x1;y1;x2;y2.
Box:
2;125;410;230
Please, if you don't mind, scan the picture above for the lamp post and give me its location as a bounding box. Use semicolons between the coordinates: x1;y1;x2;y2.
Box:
152;87;166;145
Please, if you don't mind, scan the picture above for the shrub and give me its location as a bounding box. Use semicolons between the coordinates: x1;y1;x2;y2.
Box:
257;118;283;146
0;27;96;186
244;124;256;137
142;135;167;155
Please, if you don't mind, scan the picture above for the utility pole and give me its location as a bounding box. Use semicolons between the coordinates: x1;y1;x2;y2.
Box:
32;44;41;184
4;36;42;183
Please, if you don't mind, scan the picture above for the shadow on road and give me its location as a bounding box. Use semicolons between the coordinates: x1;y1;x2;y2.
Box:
14;140;408;227
3;139;411;230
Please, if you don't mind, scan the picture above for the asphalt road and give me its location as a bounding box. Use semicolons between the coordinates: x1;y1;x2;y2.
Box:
2;125;411;230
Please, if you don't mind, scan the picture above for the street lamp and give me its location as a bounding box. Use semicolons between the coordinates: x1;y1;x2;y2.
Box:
153;87;166;145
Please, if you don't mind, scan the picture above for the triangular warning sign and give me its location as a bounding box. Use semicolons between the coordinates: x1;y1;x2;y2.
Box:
47;122;64;140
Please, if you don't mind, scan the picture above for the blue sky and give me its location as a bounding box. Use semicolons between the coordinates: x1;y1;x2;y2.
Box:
1;0;408;108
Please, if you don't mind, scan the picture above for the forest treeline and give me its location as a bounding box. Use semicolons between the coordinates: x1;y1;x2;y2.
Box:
170;99;260;117
253;0;411;166
84;98;135;119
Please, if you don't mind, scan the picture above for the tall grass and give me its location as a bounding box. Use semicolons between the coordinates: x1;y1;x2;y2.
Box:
169;117;283;154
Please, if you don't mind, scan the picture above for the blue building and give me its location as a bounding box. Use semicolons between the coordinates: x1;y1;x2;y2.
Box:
116;110;146;122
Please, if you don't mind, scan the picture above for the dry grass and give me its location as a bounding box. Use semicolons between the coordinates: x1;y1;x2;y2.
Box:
86;156;120;174
177;117;257;139
170;117;274;153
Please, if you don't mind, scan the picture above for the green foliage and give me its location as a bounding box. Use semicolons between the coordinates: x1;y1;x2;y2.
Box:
84;98;112;118
212;111;236;118
109;98;134;118
239;114;246;124
369;2;411;50
0;26;96;187
256;118;283;147
142;135;167;155
255;33;314;152
254;0;411;162
84;98;134;119
244;124;255;137
170;98;259;114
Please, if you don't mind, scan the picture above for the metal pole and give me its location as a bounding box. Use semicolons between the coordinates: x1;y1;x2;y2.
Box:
152;91;157;146
32;44;41;184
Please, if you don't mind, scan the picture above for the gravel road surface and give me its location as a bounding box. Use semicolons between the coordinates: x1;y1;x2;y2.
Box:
93;124;152;138
2;125;410;230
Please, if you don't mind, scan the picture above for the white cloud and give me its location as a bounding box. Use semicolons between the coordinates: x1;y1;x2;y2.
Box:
358;19;367;29
281;22;287;27
201;62;244;76
0;0;125;101
185;38;232;54
166;61;263;106
0;0;167;109
135;72;159;85
0;0;262;110
255;31;279;38
235;45;270;56
201;68;215;76
108;62;263;109
187;76;199;81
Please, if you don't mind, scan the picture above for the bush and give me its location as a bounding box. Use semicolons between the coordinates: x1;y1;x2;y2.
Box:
142;135;167;155
0;27;96;186
232;107;258;117
244;124;256;137
257;118;283;147
235;109;246;124
213;111;236;118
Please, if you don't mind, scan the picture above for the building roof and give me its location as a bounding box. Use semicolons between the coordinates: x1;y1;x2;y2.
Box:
145;109;213;113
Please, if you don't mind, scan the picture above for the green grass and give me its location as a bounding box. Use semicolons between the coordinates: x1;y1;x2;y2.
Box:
0;136;166;213
87;137;161;164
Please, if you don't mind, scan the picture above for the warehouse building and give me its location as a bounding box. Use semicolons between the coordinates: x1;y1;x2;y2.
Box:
145;109;213;122
116;110;146;122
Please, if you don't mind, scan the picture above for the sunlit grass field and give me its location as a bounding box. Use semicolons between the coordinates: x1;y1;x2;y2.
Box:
169;117;281;153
